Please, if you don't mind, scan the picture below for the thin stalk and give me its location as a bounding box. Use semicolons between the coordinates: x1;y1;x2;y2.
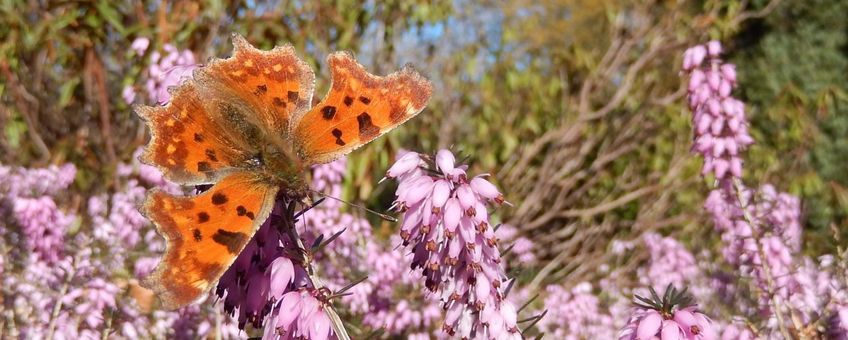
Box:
284;203;351;340
47;257;78;340
730;178;794;339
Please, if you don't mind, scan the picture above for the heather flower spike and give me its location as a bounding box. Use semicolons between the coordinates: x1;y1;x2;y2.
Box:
683;40;752;181
388;149;522;339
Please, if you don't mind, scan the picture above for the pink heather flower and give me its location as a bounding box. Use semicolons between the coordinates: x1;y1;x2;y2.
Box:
263;288;335;340
145;44;198;104
702;182;807;318
683;41;753;181
494;224;536;265
536;282;617;339
388;149;520;338
131;37;150;55
122;85;137;104
0;163;76;199
13;196;75;264
620;286;715;340
639;233;702;295
720;323;757;340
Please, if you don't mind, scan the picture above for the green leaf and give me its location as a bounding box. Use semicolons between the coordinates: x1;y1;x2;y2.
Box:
95;0;126;35
58;77;80;108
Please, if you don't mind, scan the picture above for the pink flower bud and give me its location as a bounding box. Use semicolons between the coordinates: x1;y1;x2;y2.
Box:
710;116;725;135
712;138;726;157
707;98;721;116
475;273;491;301
719;79;732;97
436;149;456;173
387;152;421;178
696;114;712;134
720;64;736;83
443;198;462;233
706;40;722;57
431;180;451;212
682;49;695;71
707;70;721;91
691;45;707;68
268;257;294;299
402;176;434;207
470;177;501;201
456;185;477;214
714;159;729;178
688;69;705;91
694;135;714;153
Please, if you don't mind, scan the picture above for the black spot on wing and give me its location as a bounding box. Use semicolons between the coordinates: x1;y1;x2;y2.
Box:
212;229;248;254
357;112;379;139
321;106;336;120
211;192;228;205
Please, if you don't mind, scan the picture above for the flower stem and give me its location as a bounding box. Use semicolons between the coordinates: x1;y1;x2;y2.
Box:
730;178;794;339
46;257;78;340
285;203;351;340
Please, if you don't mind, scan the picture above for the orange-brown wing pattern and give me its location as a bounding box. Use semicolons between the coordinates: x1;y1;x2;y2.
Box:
136;83;254;185
141;172;278;309
293;52;432;164
196;34;315;139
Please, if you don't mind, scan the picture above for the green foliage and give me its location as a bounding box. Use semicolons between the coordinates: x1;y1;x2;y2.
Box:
732;0;848;252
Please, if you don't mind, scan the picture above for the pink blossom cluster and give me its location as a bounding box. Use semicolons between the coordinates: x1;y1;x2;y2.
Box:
638;233;702;294
387;149;520;339
137;42;199;105
684;41;848;338
536;282;617;339
683;41;753;181
0;164;77;264
494;223;537;265
357;235;443;334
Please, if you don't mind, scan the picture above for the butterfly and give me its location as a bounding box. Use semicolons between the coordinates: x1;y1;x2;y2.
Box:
135;33;432;309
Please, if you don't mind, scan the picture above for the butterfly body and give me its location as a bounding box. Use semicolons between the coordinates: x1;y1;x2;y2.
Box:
136;34;431;309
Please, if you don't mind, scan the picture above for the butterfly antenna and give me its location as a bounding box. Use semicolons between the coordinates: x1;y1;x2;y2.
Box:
308;189;398;222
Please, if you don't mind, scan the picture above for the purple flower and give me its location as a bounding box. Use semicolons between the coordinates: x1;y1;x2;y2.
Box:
388;149;520;338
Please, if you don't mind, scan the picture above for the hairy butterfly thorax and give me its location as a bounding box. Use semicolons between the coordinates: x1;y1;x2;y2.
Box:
136;33;432;309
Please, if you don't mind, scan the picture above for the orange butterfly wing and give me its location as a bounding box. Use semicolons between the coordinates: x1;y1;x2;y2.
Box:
196;34;315;142
136;83;256;185
141;172;278;309
293;52;432;164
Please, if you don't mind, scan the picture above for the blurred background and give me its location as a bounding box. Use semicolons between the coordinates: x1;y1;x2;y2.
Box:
1;0;846;338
